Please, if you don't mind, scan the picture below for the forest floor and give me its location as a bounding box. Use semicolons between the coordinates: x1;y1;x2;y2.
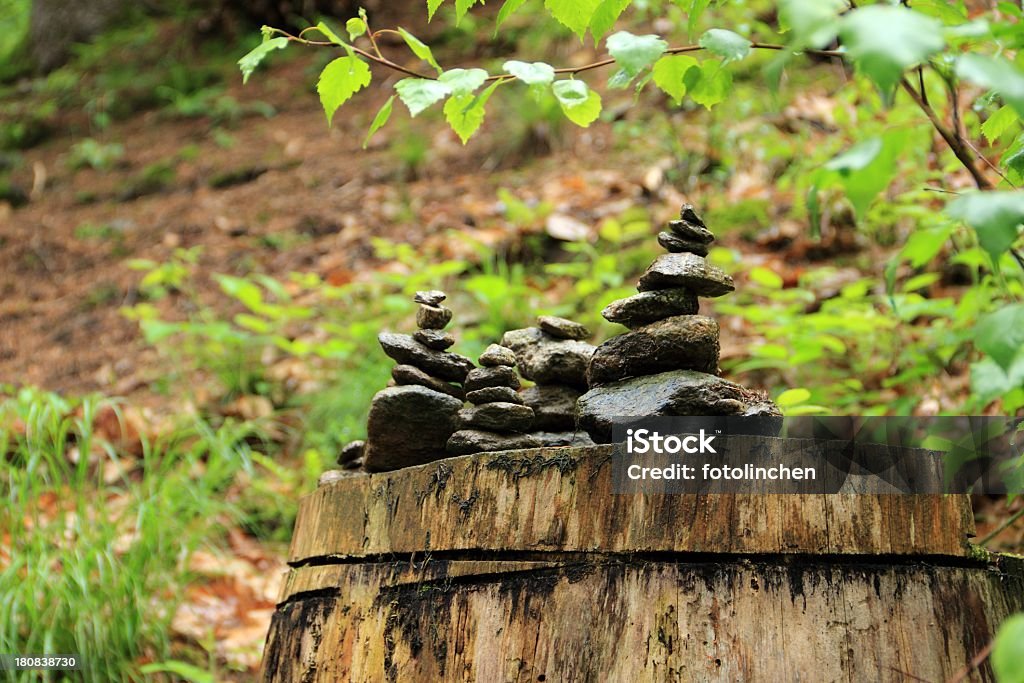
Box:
1;10;1021;679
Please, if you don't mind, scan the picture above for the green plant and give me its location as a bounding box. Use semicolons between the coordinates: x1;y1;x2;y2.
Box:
66;138;126;171
994;612;1024;683
0;388;269;681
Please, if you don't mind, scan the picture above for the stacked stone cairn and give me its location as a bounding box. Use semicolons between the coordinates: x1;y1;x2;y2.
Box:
501;316;596;447
577;205;781;443
362;290;474;471
446;344;542;455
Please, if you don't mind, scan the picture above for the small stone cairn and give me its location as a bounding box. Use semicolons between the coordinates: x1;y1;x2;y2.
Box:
578;205;781;442
447;344;542;455
501;316;596;447
362;291;474;471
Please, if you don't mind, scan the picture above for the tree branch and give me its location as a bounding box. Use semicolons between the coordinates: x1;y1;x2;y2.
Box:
282;29;844;84
283;24;1004;196
900;77;993;191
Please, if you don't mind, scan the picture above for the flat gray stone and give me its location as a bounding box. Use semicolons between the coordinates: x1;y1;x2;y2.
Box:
479;343;517;368
446;429;542;456
416;304;453;330
577;369;781;443
337;439;365;466
531;431;596;447
658;231;709;256
520;384;580;431
458;402;534;432
537;315;590;340
392;364;465;400
378;332;474;383
413;329;455;351
364;385;463;471
414;290;447;306
501;327;595;390
587;315;719;385
637;253;734;297
466;386;524;405
669;204;715;243
601;288;699;329
464;365;521;392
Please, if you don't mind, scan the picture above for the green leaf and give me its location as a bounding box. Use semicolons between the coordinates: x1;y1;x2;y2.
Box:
363;95;395;149
699;29;751;64
825;138;883;173
778;0;845;49
687;59;732;110
970;356;1024;406
1005;139;1024;177
456;0;484;23
982;105;1019;144
899;224;955;268
140;661;215;683
238;37;288;84
606;31;668;80
912;0;968;25
824;133;906;216
398;27;442;75
947;191;1024;262
652;54;699;105
838;7;945;96
975;304;1024;372
590;0;630;41
427;0;446;20
216;274;264;310
749;266;783;289
346;18;366;40
553;80;602;127
438;68;488;95
956;54;1024;117
503;60;556;86
139;319;180;344
316;56;372;125
395;78;452;116
776;388;811;408
685;0;711;39
444;81;501;144
496;0;530;28
315;21;346;46
544;0;602;40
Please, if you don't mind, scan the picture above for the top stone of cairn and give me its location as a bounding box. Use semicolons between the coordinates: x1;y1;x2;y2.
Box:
414;290;447;306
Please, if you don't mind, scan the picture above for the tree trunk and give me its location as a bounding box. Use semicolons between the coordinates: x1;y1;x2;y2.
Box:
261;440;1024;682
28;0;131;73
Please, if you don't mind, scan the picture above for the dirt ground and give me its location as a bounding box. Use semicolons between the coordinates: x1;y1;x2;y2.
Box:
0;51;697;400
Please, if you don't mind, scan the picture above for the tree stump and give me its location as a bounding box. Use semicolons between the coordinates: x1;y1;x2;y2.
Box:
260;441;1024;682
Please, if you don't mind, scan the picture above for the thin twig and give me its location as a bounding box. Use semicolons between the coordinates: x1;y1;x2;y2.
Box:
888;666;932;683
946;641;994;683
979;504;1024;545
282;29;844;83
900;77;993;190
285;21;1004;196
964;136;1017;188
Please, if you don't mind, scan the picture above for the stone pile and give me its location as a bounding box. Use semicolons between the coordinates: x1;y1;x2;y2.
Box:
578;205;781;442
363;291;474;471
447;344;542;455
502;315;596;447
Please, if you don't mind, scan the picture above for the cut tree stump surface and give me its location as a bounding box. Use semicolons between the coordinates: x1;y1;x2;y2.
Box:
261;440;1024;682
